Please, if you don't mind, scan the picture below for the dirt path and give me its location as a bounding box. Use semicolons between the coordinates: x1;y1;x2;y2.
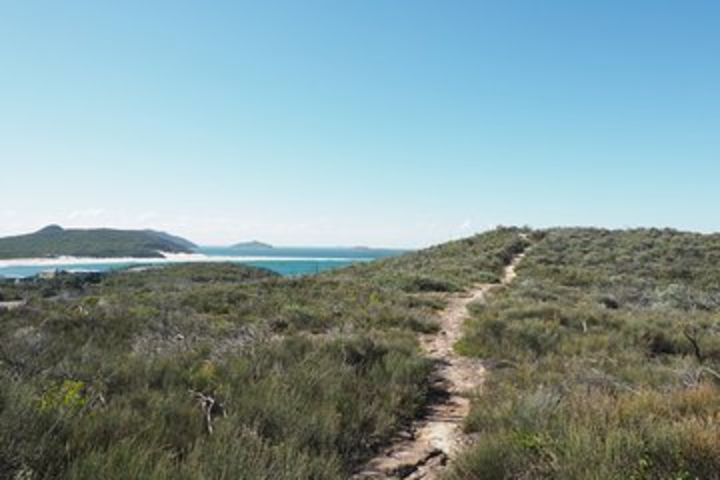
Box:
0;300;25;311
353;253;525;479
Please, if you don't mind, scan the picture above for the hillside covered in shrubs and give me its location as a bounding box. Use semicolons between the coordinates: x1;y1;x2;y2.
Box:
450;228;720;480
0;229;525;479
0;225;196;259
4;227;719;479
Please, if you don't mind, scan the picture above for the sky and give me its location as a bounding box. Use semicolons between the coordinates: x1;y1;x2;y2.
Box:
1;1;719;248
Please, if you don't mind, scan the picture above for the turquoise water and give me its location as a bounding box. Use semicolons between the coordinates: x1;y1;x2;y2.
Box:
0;246;403;278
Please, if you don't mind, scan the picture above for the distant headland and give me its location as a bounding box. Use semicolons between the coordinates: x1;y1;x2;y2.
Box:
0;225;197;259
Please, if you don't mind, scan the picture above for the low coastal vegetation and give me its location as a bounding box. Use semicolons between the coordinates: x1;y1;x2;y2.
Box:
0;229;526;479
448;228;720;480
6;226;717;479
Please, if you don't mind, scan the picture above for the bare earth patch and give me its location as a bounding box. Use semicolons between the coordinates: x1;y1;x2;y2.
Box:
0;300;26;311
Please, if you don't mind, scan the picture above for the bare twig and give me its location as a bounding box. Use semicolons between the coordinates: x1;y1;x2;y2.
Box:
190;390;226;434
683;327;704;363
700;366;720;382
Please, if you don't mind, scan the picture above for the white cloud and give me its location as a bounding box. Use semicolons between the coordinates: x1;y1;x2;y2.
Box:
67;208;105;220
136;211;159;222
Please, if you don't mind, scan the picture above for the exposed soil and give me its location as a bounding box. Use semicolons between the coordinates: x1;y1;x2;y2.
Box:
0;300;25;311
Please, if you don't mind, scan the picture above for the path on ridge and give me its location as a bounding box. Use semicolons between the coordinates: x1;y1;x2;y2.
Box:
353;252;526;479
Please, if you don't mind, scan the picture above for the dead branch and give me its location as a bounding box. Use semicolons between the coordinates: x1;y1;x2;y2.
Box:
683;327;704;363
190;390;226;434
700;366;720;382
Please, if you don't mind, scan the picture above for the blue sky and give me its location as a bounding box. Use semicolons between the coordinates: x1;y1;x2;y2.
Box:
1;1;719;247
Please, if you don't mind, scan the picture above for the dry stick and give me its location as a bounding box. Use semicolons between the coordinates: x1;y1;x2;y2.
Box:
190;390;225;434
683;328;704;363
700;366;720;382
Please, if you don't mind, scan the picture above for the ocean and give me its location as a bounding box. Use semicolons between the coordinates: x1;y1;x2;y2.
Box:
0;246;404;279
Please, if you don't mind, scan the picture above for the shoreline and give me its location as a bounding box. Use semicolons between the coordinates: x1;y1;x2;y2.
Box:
0;252;371;269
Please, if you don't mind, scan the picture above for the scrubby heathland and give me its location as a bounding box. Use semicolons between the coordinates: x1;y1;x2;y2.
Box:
3;227;719;479
0;229;525;479
449;228;720;480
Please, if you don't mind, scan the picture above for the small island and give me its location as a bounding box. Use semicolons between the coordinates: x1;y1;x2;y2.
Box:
230;240;273;249
0;225;197;259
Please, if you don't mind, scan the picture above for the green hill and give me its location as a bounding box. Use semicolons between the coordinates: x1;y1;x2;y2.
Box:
0;228;526;479
0;225;197;259
448;228;720;479
2;227;720;479
144;230;197;251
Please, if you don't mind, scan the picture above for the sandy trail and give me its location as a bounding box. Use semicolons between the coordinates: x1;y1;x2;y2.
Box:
353;253;525;479
0;300;25;311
